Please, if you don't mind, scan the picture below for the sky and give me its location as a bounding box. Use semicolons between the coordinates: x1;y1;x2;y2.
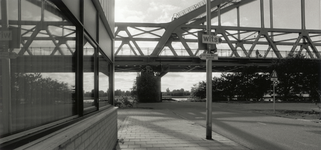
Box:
114;0;321;92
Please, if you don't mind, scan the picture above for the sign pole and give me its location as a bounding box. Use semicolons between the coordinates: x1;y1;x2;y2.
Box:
271;70;278;114
1;0;12;133
273;83;276;113
205;0;212;140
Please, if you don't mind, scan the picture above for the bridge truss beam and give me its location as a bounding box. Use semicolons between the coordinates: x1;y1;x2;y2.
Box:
115;0;321;61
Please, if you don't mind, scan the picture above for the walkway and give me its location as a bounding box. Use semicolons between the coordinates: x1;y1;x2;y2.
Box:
116;107;248;150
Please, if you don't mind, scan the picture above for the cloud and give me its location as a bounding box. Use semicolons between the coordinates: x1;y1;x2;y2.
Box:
115;72;137;91
115;0;201;23
146;2;180;23
115;6;145;22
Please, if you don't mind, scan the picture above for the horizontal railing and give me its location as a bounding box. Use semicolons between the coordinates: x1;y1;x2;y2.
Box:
12;47;321;59
115;47;320;59
172;0;242;21
172;0;206;20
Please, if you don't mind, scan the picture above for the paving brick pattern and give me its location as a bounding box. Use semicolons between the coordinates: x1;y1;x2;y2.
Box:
116;109;248;150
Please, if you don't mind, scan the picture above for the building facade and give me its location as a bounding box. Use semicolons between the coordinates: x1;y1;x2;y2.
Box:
0;0;117;149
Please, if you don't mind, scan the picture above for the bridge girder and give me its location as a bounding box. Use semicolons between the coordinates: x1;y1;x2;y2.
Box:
115;0;321;61
114;56;274;73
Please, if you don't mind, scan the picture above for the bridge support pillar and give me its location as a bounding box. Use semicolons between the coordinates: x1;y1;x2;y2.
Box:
136;66;161;103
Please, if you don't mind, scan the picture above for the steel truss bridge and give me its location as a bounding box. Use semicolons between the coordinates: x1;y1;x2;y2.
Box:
4;0;321;74
114;0;321;74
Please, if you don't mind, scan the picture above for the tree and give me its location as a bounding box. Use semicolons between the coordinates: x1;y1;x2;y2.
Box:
12;73;72;104
191;66;271;102
134;66;160;103
191;81;206;99
220;73;241;100
115;89;123;96
166;88;170;94
272;54;321;101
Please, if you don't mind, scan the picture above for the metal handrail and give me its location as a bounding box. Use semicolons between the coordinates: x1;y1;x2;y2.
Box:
172;0;207;20
188;0;241;24
172;0;241;21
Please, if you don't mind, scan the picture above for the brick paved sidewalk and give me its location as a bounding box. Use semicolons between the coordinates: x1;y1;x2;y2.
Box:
116;109;248;150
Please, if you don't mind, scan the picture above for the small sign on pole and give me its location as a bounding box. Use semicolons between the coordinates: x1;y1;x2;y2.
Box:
199;53;218;60
0;30;12;41
197;31;217;52
202;34;220;44
0;52;18;59
0;26;21;48
270;70;278;81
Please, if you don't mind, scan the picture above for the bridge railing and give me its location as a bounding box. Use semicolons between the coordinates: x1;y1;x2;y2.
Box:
172;0;241;21
11;47;96;56
172;0;206;20
15;47;320;59
115;47;320;59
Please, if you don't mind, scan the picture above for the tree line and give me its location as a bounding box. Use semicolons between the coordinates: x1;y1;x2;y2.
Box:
191;54;321;102
163;88;191;96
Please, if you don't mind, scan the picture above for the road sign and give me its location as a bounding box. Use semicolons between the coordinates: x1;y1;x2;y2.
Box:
197;31;217;52
271;78;278;82
270;70;278;81
202;34;220;44
0;31;12;41
0;52;18;59
199;53;218;60
0;27;21;48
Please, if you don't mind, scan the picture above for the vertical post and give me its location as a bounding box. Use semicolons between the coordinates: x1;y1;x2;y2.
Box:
270;0;274;40
237;6;240;40
94;48;99;110
76;0;84;116
301;0;306;30
1;0;12;134
217;4;221;27
260;0;264;28
273;83;276;113
109;63;115;105
206;0;212;140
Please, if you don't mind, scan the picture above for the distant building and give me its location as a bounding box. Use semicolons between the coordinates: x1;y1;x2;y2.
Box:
0;0;117;149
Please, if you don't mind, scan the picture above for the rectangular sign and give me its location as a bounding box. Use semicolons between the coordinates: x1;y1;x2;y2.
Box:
202;34;220;44
199;53;218;60
0;52;17;59
0;31;12;41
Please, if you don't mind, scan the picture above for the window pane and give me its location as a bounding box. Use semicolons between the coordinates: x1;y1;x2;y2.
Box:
1;0;76;137
83;42;95;110
99;52;110;107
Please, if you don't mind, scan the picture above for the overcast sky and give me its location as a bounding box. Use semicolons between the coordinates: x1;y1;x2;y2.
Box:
113;0;320;92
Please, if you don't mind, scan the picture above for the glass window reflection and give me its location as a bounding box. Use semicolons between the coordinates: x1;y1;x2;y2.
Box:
83;41;95;110
99;52;110;107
